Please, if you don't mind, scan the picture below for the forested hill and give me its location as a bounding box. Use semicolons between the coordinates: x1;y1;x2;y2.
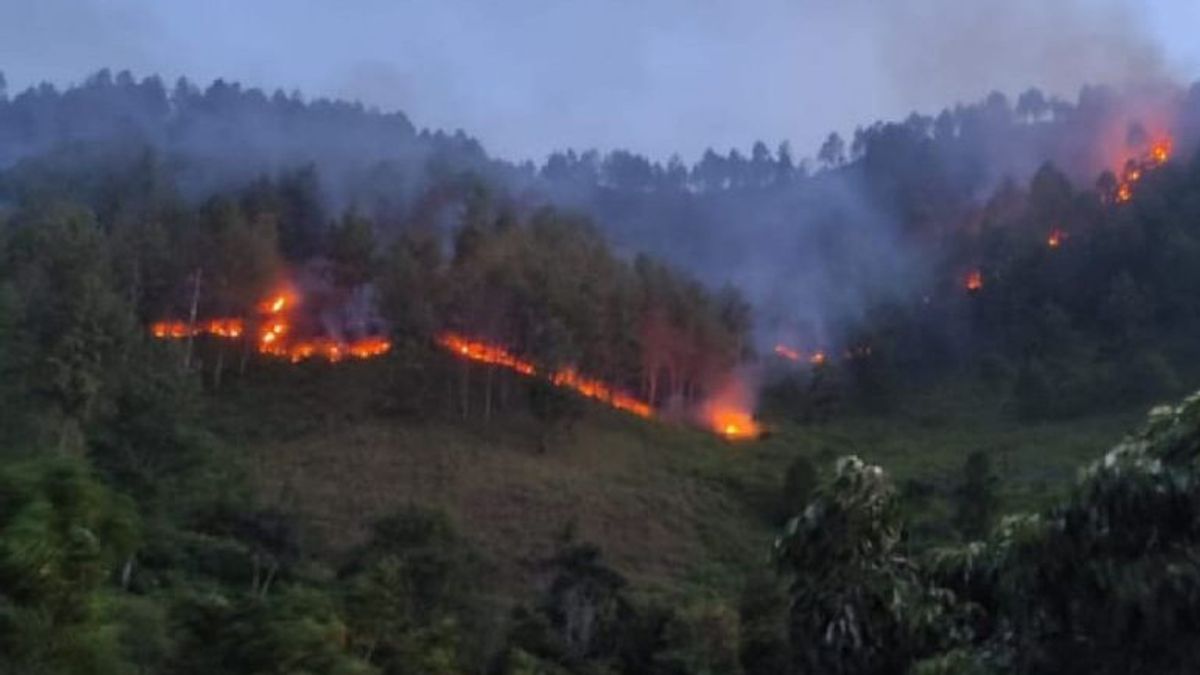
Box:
9;68;1200;674
5;70;1200;345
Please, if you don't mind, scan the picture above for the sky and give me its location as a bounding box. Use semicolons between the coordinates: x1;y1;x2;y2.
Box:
1;0;1199;163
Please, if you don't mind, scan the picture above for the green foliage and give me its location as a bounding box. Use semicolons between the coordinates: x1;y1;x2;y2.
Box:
736;574;789;675
0;203;137;444
340;507;482;675
924;391;1200;673
953;451;998;540
171;585;375;675
653;602;743;675
774;457;964;674
778;454;818;522
0;457;139;674
510;538;633;669
329;211;379;287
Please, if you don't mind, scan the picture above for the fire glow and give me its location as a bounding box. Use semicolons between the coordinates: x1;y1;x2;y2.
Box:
150;289;392;363
436;332;652;419
965;269;984;293
698;374;762;442
1047;228;1067;249
709;408;759;442
774;344;826;366
1115;137;1172;204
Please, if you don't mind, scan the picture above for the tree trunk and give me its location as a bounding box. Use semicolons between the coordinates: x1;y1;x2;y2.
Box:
183;268;202;372
484;365;494;423
213;347;225;389
460;360;470;419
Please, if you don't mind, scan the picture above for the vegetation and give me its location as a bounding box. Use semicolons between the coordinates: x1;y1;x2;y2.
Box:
4;70;1200;672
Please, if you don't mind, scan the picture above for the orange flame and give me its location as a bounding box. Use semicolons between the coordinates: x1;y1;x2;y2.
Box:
1115;136;1172;204
965;269;983;293
773;344;801;362
436;332;653;420
1047;228;1067;248
436;333;536;376
774;344;828;366
697;372;761;441
150;288;391;364
1150;138;1172;165
550;368;653;418
151;320;192;339
710;408;760;441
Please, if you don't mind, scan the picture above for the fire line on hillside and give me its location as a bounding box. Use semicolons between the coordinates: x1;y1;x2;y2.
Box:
150;289;392;363
1115;137;1172;204
436;332;760;440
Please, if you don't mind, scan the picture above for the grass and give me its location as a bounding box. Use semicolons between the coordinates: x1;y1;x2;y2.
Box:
226;363;1151;606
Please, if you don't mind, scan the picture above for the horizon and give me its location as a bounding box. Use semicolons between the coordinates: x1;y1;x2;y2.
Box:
2;0;1199;163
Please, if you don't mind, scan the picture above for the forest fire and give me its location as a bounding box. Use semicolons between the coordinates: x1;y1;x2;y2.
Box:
150;289;391;363
709;407;760;441
773;344;801;362
151;318;245;339
550;369;654;418
437;333;536;376
774;344;828;366
698;373;762;442
1115;136;1172;204
1047;228;1067;248
965;269;984;293
436;332;652;419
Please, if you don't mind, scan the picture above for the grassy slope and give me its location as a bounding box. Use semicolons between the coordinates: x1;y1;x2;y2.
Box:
226;364;1144;606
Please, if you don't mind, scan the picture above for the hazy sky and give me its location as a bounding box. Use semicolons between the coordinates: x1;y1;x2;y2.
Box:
1;0;1198;162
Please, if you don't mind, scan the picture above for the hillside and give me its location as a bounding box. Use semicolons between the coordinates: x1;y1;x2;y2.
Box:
230;366;1140;604
7;68;1200;674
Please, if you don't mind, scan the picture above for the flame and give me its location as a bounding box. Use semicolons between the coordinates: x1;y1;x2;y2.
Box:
150;318;245;339
697;371;761;441
711;408;760;441
436;332;653;420
1116;183;1133;204
1150;138;1172;165
436;333;536;376
1115;135;1172;204
773;344;801;362
550;368;653;418
774;344;828;366
260;336;393;363
965;269;983;293
1047;228;1067;249
150;287;391;364
151;320;191;339
263;294;289;314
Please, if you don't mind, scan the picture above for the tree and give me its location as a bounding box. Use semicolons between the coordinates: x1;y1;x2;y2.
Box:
171;586;375;675
0;458;139;674
737;574;789;675
775;141;795;184
340;508;481;675
774;457;960;674
778;454;818;522
953;451;998;540
508;535;633;671
817;132;846;169
1015;88;1048;121
329;211;378;287
932;390;1200;673
0;203;137;446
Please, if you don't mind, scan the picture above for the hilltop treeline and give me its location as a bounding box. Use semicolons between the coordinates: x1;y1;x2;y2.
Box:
5;69;1200;356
